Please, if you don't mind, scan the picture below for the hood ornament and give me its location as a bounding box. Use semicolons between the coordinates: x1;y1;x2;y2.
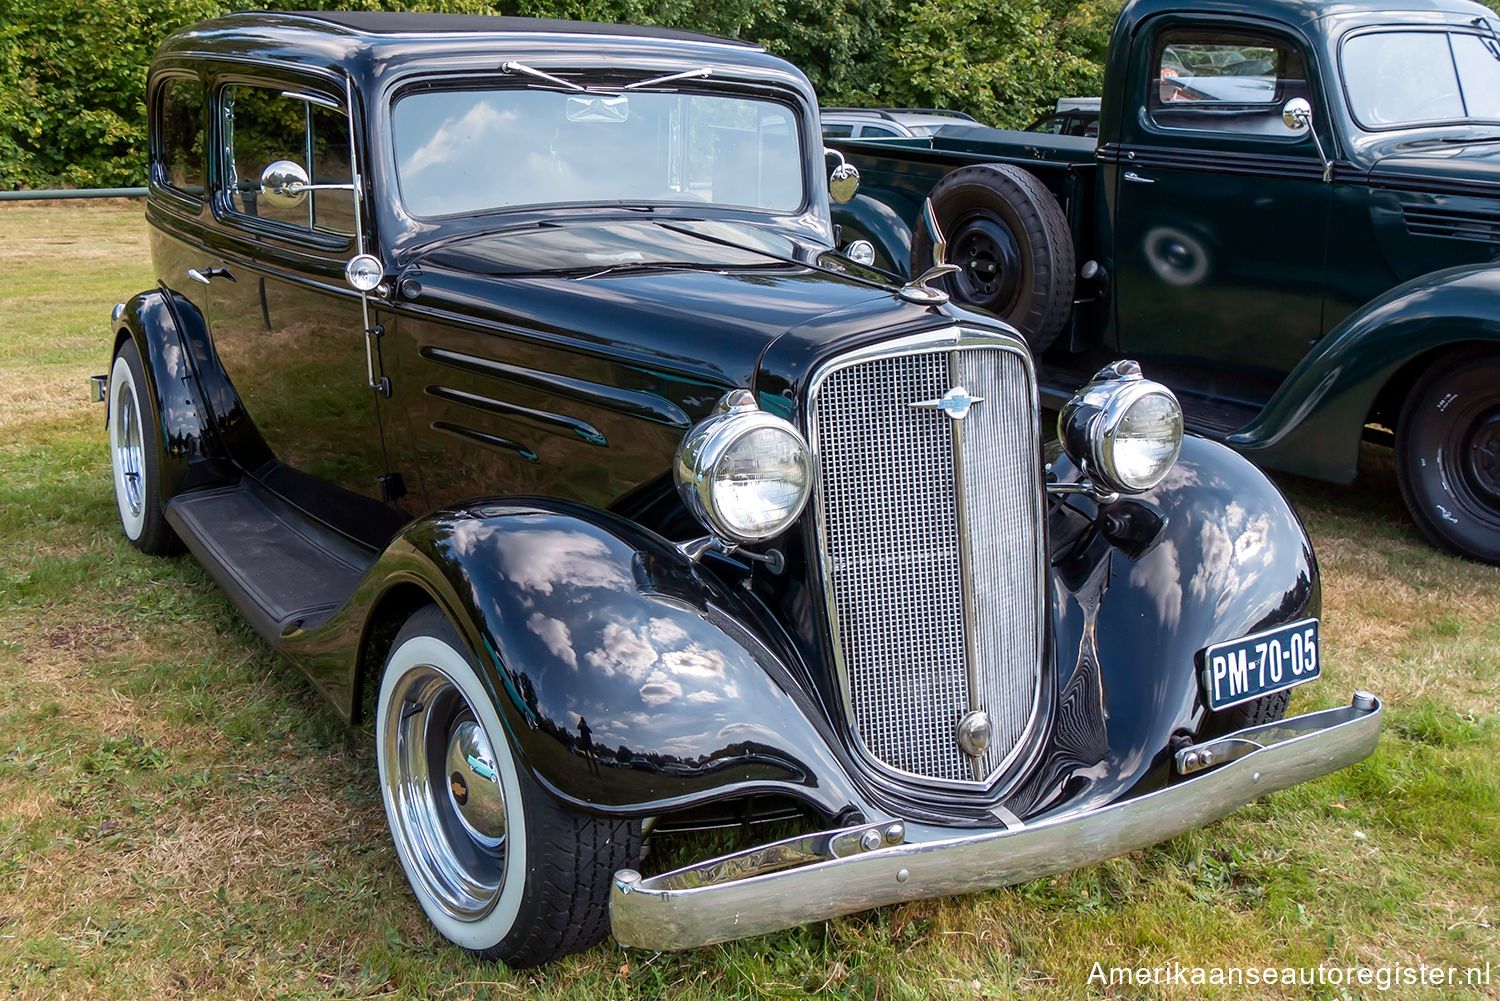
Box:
899;198;961;304
911;385;984;421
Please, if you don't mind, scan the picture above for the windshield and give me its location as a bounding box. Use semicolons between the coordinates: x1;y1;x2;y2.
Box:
1343;28;1500;129
392;86;805;217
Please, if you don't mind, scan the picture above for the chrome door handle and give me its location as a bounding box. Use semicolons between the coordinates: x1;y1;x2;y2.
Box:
186;266;235;284
1123;171;1156;184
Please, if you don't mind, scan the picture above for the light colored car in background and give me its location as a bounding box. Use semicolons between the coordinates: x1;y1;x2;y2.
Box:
819;106;978;138
1025;96;1101;138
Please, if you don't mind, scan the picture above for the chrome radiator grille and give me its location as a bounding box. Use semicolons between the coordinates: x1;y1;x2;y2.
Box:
808;333;1045;784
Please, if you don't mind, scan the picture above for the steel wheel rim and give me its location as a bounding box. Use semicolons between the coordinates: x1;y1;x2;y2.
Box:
1463;408;1500;506
952;215;1021;312
382;664;507;922
113;376;145;518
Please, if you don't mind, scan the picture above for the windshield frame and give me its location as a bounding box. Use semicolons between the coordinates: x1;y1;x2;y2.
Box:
1338;23;1500;133
387;76;812;222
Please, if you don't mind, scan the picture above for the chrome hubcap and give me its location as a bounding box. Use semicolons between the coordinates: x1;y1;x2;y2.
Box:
445;718;507;848
382;665;506;921
113;378;144;517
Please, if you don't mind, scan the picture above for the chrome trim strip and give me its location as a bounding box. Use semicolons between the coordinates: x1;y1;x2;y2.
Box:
610;693;1383;951
803;325;1047;790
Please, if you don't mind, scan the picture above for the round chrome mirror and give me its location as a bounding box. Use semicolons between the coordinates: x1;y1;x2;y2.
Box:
825;149;861;204
842;239;876;266
345;254;384;293
1282;97;1312;132
260;160;309;209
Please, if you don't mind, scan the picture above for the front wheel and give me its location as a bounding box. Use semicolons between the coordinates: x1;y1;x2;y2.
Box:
1396;352;1500;564
375;606;640;967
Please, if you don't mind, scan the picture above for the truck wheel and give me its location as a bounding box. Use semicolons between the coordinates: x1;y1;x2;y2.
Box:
910;163;1075;352
1395;352;1500;564
376;605;641;967
108;340;181;555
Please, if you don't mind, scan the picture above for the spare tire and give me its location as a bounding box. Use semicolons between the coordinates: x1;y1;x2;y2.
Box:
910;163;1076;352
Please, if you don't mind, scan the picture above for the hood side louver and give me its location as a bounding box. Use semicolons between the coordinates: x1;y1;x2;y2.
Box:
1402;202;1500;245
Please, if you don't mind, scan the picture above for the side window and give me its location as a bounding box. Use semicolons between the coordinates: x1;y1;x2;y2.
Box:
1149;30;1309;136
861;125;901;138
822;123;855;138
156;78;206;198
1032;115;1066;135
222;83;355;238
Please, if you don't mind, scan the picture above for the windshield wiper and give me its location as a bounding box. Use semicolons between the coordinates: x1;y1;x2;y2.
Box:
622;68;712;91
500;61;584;92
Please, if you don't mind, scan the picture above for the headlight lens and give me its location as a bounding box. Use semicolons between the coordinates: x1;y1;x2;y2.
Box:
1059;361;1183;494
675;391;813;544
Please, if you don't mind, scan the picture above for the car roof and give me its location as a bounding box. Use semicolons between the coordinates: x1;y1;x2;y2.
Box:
820;108;975;129
276;10;756;47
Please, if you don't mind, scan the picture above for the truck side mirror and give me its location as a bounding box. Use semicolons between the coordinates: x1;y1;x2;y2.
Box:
1281;98;1332;183
825;149;861;204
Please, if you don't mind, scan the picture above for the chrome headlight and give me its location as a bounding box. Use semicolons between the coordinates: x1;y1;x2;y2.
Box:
674;390;813;544
1058;361;1183;494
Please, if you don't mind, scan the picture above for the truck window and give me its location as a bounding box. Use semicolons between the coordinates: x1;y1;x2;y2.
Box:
1150;30;1308;136
1343;30;1500;129
155;77;206;199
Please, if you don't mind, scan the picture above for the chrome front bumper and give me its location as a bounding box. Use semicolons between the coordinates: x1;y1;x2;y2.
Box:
610;692;1382;951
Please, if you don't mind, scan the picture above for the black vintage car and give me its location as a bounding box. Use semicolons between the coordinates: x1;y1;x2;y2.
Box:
102;11;1381;967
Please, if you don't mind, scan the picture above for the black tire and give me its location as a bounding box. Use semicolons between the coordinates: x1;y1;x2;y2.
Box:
1212;689;1290;731
1395;351;1500;564
375;605;641;968
108;339;181;555
910;163;1076;351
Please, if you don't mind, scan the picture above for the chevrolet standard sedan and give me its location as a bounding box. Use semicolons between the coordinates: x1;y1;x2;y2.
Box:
99;10;1382;967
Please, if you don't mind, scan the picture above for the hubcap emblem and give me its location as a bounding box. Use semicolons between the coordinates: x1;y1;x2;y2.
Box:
911;385;985;421
445;719;507;847
957;710;993;758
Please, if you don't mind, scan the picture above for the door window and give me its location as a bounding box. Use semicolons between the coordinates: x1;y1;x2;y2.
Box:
1149;30;1310;136
155;78;206;198
222;84;355;237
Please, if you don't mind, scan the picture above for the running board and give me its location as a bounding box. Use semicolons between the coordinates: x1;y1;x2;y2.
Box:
165;482;373;643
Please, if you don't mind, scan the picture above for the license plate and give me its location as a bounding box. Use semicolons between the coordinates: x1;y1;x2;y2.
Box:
1201;618;1320;711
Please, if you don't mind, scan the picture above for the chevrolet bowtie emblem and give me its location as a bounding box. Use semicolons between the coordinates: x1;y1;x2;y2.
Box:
910;385;984;421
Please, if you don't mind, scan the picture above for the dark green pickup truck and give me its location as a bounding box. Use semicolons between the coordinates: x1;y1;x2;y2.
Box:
831;0;1500;564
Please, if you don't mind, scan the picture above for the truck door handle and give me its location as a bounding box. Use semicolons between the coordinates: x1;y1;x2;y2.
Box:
186;266;236;284
1123;171;1156;185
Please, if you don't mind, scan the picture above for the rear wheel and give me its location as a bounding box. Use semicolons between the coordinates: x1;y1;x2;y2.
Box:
1395;352;1500;564
910;163;1076;351
376;606;640;967
108;340;179;555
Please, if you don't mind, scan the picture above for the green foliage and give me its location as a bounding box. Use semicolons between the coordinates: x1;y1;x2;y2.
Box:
0;0;1120;189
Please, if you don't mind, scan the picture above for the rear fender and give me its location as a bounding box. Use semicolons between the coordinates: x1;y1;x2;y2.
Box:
111;290;224;500
1229;264;1500;482
282;500;864;820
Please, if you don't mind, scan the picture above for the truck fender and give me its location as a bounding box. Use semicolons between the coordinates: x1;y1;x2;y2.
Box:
284;500;865;821
1228;263;1500;483
1013;435;1320;817
111;289;222;502
832;191;917;279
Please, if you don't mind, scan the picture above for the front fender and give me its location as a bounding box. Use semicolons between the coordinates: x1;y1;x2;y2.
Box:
1228;263;1500;483
1013;435;1320;817
284;501;864;820
831;191;917;279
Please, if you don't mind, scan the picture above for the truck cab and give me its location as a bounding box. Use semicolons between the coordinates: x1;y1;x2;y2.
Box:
833;0;1500;564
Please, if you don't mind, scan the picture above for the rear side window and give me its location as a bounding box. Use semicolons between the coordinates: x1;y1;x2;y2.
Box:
1149;30;1310;136
222;83;355;237
156;78;206;198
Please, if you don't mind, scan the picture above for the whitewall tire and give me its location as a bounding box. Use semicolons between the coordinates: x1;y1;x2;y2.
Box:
107;340;178;554
375;606;639;967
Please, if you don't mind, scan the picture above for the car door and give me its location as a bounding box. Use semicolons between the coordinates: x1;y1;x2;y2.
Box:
1110;18;1333;400
202;75;402;546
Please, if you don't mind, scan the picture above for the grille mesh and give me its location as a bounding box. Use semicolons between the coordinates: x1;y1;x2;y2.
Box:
812;343;1044;783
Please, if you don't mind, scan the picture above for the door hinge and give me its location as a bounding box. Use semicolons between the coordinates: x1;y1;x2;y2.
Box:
378;472;406;504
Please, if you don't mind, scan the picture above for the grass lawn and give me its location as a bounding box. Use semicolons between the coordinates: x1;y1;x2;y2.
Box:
0;201;1496;1000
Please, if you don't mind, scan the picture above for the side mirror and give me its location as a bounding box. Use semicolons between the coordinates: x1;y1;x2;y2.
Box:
344;254;384;293
260;159;310;209
1281;97;1312;131
825;149;861;204
1280;97;1332;182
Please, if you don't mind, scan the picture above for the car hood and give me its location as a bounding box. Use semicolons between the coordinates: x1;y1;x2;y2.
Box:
398;219;938;397
1369;137;1500;190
